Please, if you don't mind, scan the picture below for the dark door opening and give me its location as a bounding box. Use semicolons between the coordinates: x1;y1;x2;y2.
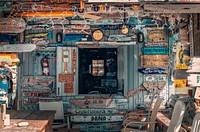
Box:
79;48;118;95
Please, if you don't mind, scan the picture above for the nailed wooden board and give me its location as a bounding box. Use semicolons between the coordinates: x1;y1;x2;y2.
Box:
140;55;169;68
17;11;74;17
0;44;36;52
173;69;189;79
68;108;120;115
71;115;124;122
174;79;187;88
125;81;166;99
138;68;167;74
142;46;168;55
69;98;128;108
0;18;26;33
88;0;138;2
21;76;55;93
188;74;200;87
0;54;19;66
194;87;200;99
187;57;200;73
144;75;167;82
72;122;121;132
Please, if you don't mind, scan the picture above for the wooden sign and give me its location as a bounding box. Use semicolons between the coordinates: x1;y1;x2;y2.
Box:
142;47;168;55
64;83;73;93
144;75;167;82
174;80;187;88
143;81;166;90
21;76;55;92
17;11;74;17
125;81;166;99
194;87;200;99
138;68;167;74
0;54;19;66
69;98;127;108
175;43;190;70
88;0;138;2
65;25;90;30
187;57;200;73
108;35;131;42
173;69;189;79
64;34;93;42
146;29;168;46
0;44;36;52
0;18;26;33
24;98;38;105
72;49;77;74
188;74;200;87
73;122;121;132
58;73;74;82
68;108;120;115
140;55;169;68
71;115;124;122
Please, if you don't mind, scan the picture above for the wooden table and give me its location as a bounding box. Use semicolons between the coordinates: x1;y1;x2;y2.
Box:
1;110;55;132
156;112;190;132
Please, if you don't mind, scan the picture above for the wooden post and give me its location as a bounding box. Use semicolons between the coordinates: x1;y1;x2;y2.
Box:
0;104;5;128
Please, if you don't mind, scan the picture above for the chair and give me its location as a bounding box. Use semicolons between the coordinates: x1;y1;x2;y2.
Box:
121;96;163;132
167;100;186;132
191;112;200;132
39;100;67;129
121;100;186;132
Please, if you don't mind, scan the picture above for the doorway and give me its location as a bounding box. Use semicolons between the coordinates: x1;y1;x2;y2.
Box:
78;48;118;95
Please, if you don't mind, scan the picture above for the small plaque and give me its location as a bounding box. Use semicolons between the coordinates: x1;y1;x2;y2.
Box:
58;73;74;82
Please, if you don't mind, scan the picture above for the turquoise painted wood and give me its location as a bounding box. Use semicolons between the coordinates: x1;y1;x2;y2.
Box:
142;47;168;55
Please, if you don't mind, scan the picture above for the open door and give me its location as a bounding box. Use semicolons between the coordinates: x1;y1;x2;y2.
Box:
78;48;118;95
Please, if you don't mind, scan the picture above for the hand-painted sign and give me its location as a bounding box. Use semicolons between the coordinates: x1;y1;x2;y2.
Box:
175;43;190;70
21;76;55;92
68;108;120;115
143;81;166;90
146;29;168;46
140;55;169;68
174;80;187;88
64;34;93;42
188;74;200;87
187;57;200;73
194;87;200;99
69;98;127;108
73;122;121;132
147;29;167;43
71;115;124;122
0;18;26;33
88;0;138;2
138;68;167;74
0;54;19;66
144;75;167;82
108;35;131;42
142;47;168;55
125;81;166;99
17;11;74;17
0;44;36;52
173;69;189;79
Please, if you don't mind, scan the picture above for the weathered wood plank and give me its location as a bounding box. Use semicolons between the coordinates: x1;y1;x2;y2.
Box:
140;55;169;68
188;74;200;86
71;115;124;122
69;98;127;108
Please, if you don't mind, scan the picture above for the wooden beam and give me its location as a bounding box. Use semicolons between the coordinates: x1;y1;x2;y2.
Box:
144;4;200;13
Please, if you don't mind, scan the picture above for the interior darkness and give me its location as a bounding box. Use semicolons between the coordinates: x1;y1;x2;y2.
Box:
79;48;118;95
